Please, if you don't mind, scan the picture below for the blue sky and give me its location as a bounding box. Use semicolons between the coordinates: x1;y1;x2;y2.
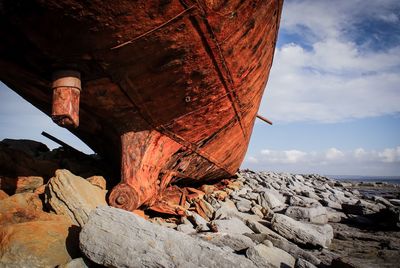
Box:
1;0;399;176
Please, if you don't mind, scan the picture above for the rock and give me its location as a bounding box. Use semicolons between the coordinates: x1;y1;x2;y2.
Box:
389;199;400;206
289;195;321;208
0;189;8;200
373;196;393;207
326;208;346;223
212;218;254;234
0;192;64;225
246;244;295;268
1;138;49;156
176;223;196;234
86;175;107;190
46;169;107;226
80;206;256;268
319;198;342;210
198;233;255;252
258;189;285;211
271;214;333;248
0;220;80;267
0;176;44;194
295;258;317;268
245;221;321;266
235;197;253;212
285;206;328;224
186;211;210;231
214;199;240;219
59;258;90;268
251;206;264;218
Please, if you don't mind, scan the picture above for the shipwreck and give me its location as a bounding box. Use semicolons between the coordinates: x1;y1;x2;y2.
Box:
0;0;283;214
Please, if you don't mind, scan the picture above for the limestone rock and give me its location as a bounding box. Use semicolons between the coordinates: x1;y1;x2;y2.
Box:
295;258;317;268
0;176;44;194
285;206;328;224
86;175;107;190
46;169;107;226
212;218;254;234
198;233;255;252
258;189;286;211
80;206;256;268
246;244;295;268
235;197;253;212
59;258;90;268
0;220;80;267
271;214;333;248
0;189;9;200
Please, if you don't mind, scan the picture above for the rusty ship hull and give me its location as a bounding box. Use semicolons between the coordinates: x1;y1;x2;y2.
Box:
0;0;283;212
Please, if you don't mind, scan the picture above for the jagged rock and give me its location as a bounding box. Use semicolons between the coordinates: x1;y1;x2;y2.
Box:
285;206;328;224
295;258;317;268
86;175;107;190
319;198;342;210
326;208;346;223
0;192;64;225
235;197;253;212
389;199;400;206
271;214;333;248
46;169;107;226
0;189;8;200
373;196;393;207
214;199;240;219
246;244;295;268
80;206;257;268
245;221;321;266
176;223;196;234
0;219;80;267
59;258;90;268
186;211;210;231
258;189;285;211
0;176;44;194
197;233;255;252
289;195;321;208
212;218;254;234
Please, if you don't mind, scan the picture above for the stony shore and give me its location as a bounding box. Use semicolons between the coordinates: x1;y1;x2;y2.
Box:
0;139;399;267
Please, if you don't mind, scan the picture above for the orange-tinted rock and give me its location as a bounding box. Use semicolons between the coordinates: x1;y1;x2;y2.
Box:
87;175;107;190
0;176;43;195
46;169;107;226
0;220;80;267
0;190;8;200
0;192;65;225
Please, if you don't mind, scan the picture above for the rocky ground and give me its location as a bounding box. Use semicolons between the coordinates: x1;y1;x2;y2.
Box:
0;139;399;268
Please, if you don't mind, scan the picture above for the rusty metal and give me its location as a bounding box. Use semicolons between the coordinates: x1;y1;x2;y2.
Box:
51;70;81;128
256;114;273;125
0;0;284;214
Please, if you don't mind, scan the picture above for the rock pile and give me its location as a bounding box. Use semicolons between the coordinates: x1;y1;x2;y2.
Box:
1;139;400;267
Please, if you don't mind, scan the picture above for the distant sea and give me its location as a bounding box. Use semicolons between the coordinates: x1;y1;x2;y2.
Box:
327;175;400;185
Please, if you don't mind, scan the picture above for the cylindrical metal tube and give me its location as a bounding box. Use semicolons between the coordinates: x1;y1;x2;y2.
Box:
51;70;81;128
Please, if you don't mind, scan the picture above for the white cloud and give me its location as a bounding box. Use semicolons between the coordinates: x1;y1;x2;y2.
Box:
378;147;400;163
260;0;400;123
261;149;308;164
325;148;345;161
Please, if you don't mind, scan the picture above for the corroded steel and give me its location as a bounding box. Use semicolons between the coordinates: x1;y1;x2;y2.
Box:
51;70;81;128
0;0;284;213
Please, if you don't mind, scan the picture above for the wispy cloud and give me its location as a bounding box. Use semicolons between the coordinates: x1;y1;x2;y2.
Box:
260;0;400;123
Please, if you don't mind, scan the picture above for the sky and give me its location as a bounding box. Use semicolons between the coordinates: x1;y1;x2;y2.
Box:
1;0;399;176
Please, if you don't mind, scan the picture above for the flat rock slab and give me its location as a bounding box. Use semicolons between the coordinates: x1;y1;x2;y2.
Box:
271;214;333;248
80;206;257;268
246;244;295;268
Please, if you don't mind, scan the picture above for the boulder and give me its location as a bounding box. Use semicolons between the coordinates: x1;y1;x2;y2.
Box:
0;189;9;200
86;175;107;190
258;190;285;211
235;197;253;212
295;258;317;268
212;218;254;234
176;223;196;234
0;176;43;194
246;244;295;268
0;220;80;267
389;199;400;206
80;206;257;268
197;233;255;252
186;211;210;231
59;258;90;268
285;206;328;224
46;169;107;226
271;214;333;248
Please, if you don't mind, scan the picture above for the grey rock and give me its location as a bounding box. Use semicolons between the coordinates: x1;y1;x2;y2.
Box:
285;206;328;224
295;258;317;268
46;169;107;226
258;190;285;211
212;218;254;234
59;258;90;268
289;195;321;208
246;244;295;268
186;211;210;232
389;199;400;206
326;208;346;223
373;196;393;207
80;206;257;268
271;214;333;248
235;198;253;212
197;233;255;252
177;223;196;234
